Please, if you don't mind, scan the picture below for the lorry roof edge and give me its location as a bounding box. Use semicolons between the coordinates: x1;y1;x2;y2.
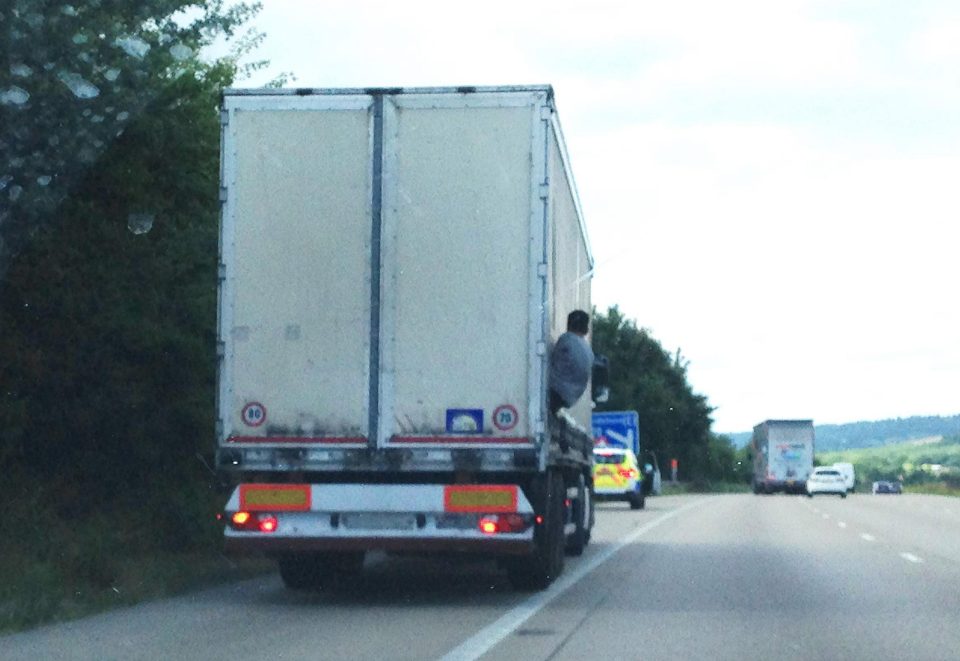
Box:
223;84;555;97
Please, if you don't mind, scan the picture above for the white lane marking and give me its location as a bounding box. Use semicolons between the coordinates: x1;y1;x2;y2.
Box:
438;498;711;661
861;533;876;542
900;552;924;564
838;521;847;529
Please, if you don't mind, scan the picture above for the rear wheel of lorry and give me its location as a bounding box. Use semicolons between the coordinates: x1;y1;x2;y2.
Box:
507;471;565;591
565;473;590;556
278;551;365;590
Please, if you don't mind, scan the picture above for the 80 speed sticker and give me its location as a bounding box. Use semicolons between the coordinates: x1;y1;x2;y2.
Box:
241;401;267;427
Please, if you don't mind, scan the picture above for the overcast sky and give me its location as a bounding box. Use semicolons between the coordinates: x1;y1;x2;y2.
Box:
233;0;959;432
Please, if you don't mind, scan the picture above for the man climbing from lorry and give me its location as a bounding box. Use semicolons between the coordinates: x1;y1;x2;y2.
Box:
548;309;594;415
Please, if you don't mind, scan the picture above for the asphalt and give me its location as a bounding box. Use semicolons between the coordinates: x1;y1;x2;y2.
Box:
2;493;959;661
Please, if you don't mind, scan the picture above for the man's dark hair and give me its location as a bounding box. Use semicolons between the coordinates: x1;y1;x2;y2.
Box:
567;309;590;335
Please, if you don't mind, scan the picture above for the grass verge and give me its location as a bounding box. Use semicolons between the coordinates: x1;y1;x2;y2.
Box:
660;481;752;495
0;483;274;635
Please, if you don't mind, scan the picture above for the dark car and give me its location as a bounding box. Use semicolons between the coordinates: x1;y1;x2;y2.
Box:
872;481;903;494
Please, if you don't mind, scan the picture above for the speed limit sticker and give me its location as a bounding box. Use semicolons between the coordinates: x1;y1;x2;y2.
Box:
241;402;267;427
492;404;519;431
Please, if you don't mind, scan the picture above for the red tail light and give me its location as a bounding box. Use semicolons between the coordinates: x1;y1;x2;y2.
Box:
478;513;532;534
618;468;638;479
229;511;278;533
258;515;278;533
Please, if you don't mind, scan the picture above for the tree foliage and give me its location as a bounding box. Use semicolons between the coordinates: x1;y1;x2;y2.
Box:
0;0;261;531
0;0;263;278
592;306;727;481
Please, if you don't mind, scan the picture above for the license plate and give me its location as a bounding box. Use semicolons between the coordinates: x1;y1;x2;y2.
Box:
341;513;417;531
239;484;311;511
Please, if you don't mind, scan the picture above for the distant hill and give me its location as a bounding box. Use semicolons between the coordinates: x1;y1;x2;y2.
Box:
723;414;960;451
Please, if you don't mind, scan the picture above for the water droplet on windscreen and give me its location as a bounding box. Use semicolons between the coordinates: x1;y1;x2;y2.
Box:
72;33;89;45
1;86;30;105
57;71;100;99
114;36;151;59
127;213;154;235
37;175;52;186
116;111;130;121
9;186;23;202
62;5;79;16
0;175;13;190
169;43;193;61
104;68;121;82
10;63;32;77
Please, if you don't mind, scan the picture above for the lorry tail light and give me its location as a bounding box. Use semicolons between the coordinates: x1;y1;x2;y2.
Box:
229;511;278;533
258;515;278;533
478;513;532;535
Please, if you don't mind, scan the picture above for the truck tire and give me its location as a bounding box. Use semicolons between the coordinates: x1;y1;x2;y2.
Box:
278;551;365;590
507;471;565;591
565;473;590;556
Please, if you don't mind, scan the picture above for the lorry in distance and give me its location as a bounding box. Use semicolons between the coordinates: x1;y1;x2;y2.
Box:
215;85;599;591
752;419;815;494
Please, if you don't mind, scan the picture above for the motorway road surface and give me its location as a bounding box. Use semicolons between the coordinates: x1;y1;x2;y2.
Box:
3;493;960;660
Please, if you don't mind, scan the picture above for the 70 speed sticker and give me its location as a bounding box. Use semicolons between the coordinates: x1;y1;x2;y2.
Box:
492;404;519;431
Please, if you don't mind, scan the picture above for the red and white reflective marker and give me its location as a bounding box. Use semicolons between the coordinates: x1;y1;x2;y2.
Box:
492;404;519;431
241;401;267;427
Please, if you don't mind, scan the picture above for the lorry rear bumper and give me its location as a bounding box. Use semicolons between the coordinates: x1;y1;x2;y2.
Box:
223;482;536;556
224;535;532;555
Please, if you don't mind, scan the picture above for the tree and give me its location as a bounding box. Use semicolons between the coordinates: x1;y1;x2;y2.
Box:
0;0;264;280
0;0;264;529
592;306;716;481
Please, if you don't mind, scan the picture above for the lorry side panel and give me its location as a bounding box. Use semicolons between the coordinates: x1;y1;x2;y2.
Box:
381;96;538;443
546;125;593;431
219;98;373;442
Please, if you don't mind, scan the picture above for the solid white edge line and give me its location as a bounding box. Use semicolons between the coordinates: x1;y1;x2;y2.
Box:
438;497;712;661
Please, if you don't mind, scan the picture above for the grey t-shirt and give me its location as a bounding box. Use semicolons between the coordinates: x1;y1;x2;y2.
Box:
548;331;594;408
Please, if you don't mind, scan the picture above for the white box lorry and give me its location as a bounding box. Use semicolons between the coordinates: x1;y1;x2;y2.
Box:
751;419;815;494
215;86;597;590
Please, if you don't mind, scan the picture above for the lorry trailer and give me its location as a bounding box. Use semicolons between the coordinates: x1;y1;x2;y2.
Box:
215;86;598;590
751;419;815;494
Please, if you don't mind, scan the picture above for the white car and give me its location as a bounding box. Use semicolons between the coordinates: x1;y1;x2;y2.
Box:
832;462;856;493
806;467;847;498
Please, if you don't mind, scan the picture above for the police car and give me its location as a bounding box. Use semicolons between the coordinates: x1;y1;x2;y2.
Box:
592;447;645;509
